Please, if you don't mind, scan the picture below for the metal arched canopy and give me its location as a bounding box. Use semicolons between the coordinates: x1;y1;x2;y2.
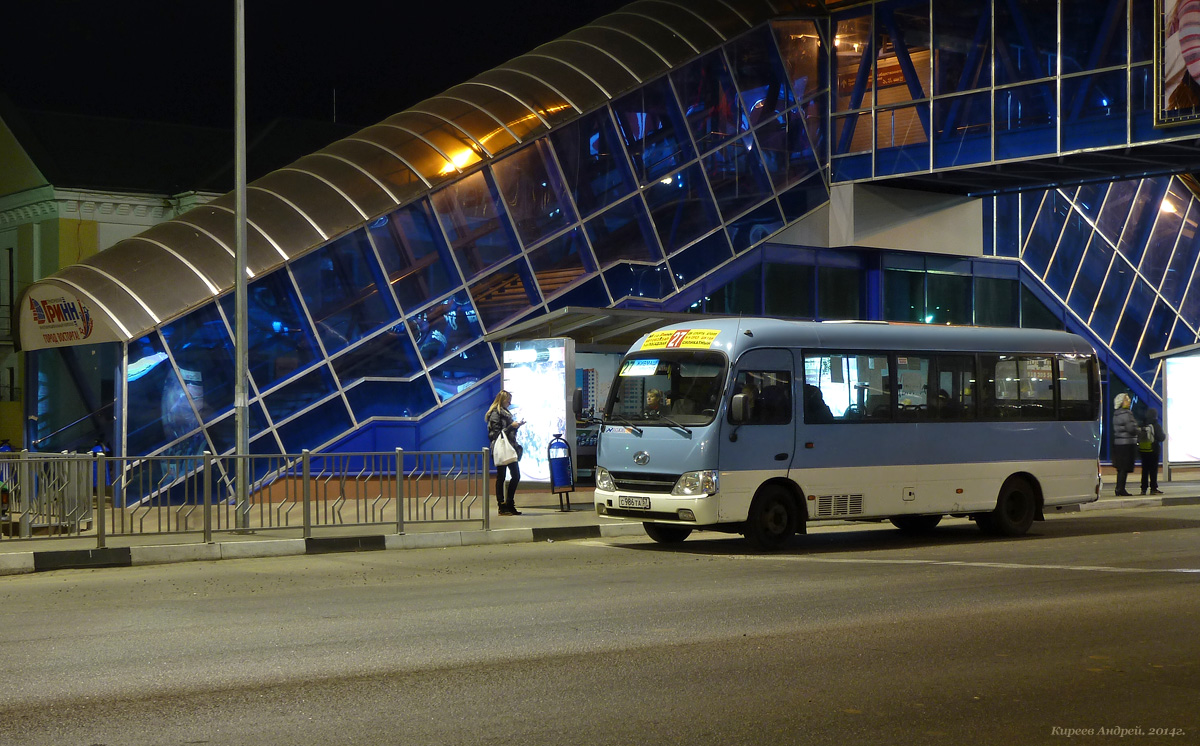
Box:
18;0;821;352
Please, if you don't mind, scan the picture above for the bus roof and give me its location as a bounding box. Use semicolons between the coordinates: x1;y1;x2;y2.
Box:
627;318;1095;358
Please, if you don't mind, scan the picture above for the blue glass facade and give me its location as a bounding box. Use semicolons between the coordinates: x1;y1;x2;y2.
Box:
22;1;1200;470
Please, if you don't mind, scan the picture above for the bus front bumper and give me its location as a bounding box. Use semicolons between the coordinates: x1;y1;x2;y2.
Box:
594;490;721;525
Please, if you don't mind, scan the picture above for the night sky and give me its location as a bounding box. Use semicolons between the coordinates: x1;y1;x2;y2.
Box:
1;0;634;130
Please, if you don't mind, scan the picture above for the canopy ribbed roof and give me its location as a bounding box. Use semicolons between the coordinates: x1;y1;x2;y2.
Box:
19;0;821;350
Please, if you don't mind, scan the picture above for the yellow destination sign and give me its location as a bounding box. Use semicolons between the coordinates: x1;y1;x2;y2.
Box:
641;328;720;350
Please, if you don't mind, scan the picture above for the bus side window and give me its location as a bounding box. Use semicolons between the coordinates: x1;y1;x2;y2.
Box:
730;371;791;425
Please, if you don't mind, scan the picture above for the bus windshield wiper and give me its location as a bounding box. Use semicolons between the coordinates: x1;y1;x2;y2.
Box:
603;414;643;436
651;412;692;436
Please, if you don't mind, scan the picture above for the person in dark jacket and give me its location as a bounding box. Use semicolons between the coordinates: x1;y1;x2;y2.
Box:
1138;407;1167;495
486;389;525;515
1111;393;1139;496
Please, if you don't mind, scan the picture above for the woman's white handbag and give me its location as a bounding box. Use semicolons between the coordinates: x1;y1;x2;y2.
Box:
492;434;518;466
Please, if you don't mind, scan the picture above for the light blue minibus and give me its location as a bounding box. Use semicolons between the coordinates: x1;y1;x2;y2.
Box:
584;318;1101;549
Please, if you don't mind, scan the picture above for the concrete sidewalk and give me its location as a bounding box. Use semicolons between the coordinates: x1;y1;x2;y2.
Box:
2;476;1199;576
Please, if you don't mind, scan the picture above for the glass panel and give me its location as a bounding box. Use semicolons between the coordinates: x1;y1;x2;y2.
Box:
411;292;484;365
800;92;829;166
429;342;497;402
1130;0;1154;62
803;352;892;421
1021;285;1064;330
205;403;268;455
263;366;337;423
772;19;825;102
994;83;1056;159
469;259;541;330
875;104;930;174
27;342;116;453
926;273;972;324
1061;0;1127;74
703;265;760;314
289;230;399;355
994;0;1058;86
612;77;696;184
1115;179;1166;267
877;2;931;102
1061;70;1127;150
1072;183;1108;222
368;200;461;313
832;12;873;112
160;304;236;423
672;49;747;152
126;335;185;457
1162;200;1200;304
218;270;319;392
669;231;733;287
528;228;592;301
727;200;784;253
1044;223;1089;300
1022;189;1071;279
980;355;1055;419
764;263;814;317
1095;179;1137;246
1067;232;1116;318
345;378;438;420
584;197;662;267
933;92;991;168
1140;180;1189;289
490;140;575;247
778;174;829;221
833;112;871;155
431;170;520;279
703;135;773;221
643;164;720;254
727;26;796;128
819;266;862;320
757;108;820;190
895;354;934;420
1111;277;1155;361
933;0;991;95
1132;299;1175;382
276;397;354;453
1058;355;1096;420
550;108;635;218
603;262;675;301
884;269;924;322
547;275;611;310
331;326;423;384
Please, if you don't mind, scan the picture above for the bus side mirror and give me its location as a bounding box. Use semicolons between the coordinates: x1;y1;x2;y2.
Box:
573;388;583;418
730;393;748;424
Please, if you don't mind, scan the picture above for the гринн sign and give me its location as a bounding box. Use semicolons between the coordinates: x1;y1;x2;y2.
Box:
29;294;95;345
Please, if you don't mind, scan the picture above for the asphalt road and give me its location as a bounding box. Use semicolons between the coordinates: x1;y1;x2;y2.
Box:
1;507;1198;746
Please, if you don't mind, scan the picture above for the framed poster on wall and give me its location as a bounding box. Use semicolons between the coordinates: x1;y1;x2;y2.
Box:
1157;0;1200;125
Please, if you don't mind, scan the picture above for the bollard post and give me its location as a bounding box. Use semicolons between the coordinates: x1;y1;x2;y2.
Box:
482;447;490;531
395;448;404;535
302;449;312;539
203;452;213;544
95;452;106;549
18;450;31;538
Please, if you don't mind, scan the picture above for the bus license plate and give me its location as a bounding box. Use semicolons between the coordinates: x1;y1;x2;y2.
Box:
618;495;651;510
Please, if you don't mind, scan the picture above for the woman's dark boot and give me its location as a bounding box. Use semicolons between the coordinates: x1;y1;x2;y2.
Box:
505;500;522;515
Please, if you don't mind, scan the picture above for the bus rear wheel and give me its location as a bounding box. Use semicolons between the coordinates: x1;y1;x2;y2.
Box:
745;486;798;550
644;523;692;544
890;515;942;533
979;477;1036;536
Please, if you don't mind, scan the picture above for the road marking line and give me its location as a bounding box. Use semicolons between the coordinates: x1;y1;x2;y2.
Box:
731;556;1200;575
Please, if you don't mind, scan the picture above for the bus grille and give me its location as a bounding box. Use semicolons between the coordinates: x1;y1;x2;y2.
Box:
815;494;864;518
610;471;679;494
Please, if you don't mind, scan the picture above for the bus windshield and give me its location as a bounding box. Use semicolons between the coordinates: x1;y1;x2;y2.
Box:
605;350;727;426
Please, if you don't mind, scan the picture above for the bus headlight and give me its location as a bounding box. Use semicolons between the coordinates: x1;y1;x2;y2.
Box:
672;470;719;496
595;466;616;492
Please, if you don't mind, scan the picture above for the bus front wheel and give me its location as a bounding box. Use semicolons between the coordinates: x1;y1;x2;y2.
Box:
644;523;692;544
745;487;798;550
978;477;1036;536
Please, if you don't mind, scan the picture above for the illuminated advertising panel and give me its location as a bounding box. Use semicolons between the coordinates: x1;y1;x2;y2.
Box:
502;338;574;482
1164;356;1200;463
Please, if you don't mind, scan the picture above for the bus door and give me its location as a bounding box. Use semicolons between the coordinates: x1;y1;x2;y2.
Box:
720;348;796;511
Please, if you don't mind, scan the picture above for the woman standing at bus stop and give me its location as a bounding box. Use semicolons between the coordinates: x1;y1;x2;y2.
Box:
1111;393;1139;496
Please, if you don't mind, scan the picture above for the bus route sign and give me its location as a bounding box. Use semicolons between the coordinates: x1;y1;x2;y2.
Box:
641;329;719;350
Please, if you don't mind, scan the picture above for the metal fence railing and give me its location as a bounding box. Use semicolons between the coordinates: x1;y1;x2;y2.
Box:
0;449;491;548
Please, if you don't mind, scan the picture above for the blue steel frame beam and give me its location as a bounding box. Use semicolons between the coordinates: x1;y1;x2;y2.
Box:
1065;0;1126;123
835;25;877;155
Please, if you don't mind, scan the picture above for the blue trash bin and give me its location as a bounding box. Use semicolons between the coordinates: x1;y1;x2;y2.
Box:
547;433;574;511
